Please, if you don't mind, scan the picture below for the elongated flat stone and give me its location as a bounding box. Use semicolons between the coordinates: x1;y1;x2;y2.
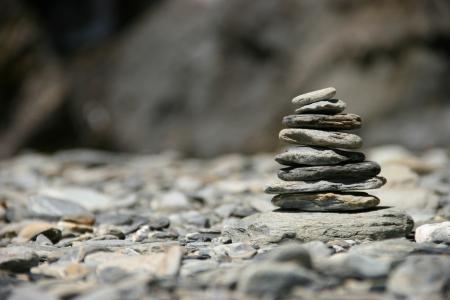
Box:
292;87;336;106
271;192;379;211
275;147;365;166
265;177;386;194
224;208;414;245
282;114;362;130
295;99;346;114
279;129;362;149
278;161;381;181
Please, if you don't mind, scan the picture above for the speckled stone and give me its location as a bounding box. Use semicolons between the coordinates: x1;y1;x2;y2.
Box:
265;177;386;194
278;161;380;181
271;192;380;211
295;99;346;114
282;114;362;130
225;208;414;245
279;129;362;149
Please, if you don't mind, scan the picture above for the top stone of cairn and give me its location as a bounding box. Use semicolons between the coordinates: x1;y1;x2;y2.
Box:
292;87;336;107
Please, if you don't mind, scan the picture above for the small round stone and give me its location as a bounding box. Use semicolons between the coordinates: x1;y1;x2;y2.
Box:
415;222;450;244
279;129;363;149
18;223;62;244
271;192;380;211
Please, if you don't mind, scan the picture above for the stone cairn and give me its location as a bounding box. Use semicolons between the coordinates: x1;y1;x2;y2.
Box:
265;87;386;212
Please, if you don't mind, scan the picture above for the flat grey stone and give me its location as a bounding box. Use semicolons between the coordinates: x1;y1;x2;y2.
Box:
295;99;346;114
282;113;362;130
27;195;88;220
38;187;118;212
271;192;379;211
279;128;362;149
387;255;450;299
291;87;336;106
275;146;365;166
278;161;381;181
262;243;312;268
224;208;413;245
265;176;386;194
316;253;390;279
348;238;419;264
238;262;320;297
8;286;58;300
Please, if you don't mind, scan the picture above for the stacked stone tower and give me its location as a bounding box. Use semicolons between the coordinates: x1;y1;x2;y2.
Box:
265;87;386;212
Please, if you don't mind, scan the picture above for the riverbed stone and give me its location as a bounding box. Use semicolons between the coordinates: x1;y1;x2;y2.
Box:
18;223;62;244
224;208;414;245
271;192;379;211
238;262;320;297
282;113;362;130
415;222;450;244
275;146;365;166
279;129;362;149
265;177;386;194
291;87;336;106
27;195;88;219
387;255;450;299
278;161;381;181
0;246;40;273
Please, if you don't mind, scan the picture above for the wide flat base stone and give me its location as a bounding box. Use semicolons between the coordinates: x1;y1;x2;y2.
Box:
224;208;413;246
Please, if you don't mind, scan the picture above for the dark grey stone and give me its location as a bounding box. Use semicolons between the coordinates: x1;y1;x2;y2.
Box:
275;146;365;166
224;208;414;245
33;228;62;244
265;177;386;194
0;247;39;273
278;161;381;181
238;262;319;297
147;216;171;230
264;243;312;268
282;113;362;130
95;213;134;226
279;128;362;149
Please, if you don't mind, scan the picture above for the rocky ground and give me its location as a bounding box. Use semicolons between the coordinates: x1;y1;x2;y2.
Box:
0;145;449;299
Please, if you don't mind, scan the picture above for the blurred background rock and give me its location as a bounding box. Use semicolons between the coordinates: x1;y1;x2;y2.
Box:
1;0;449;158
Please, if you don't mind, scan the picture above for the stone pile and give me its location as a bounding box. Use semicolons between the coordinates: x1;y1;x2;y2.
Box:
265;87;386;212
